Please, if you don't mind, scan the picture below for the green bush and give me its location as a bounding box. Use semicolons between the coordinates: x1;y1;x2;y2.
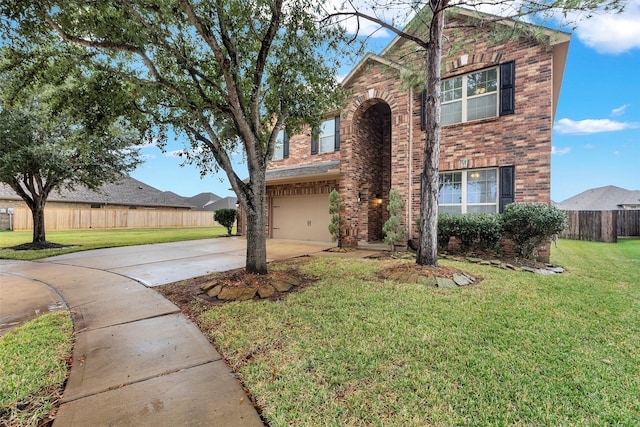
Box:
328;189;343;247
214;208;237;235
436;214;456;251
474;214;503;252
419;204;563;259
427;213;503;254
502;203;567;260
383;189;406;251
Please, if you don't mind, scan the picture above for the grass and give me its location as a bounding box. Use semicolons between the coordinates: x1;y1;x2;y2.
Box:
0;311;73;427
198;239;640;426
0;226;231;260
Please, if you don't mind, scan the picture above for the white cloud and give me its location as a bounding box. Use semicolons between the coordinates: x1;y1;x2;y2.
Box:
552;146;571;155
554;118;640;135
611;104;630;116
165;149;185;158
467;0;640;54
584;143;597;150
570;0;640;54
166;146;204;158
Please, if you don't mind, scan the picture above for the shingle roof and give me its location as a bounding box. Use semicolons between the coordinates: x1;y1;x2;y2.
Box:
0;176;191;208
556;185;640;210
619;191;640;206
266;161;340;182
206;197;238;211
184;192;222;209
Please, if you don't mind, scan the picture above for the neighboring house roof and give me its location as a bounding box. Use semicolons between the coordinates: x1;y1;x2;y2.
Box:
620;191;640;207
206;197;238;211
0;176;192;209
180;192;238;211
265;160;340;184
556;186;640;210
184;192;222;210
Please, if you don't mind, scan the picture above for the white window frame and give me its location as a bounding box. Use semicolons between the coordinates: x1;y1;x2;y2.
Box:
439;168;499;214
273;130;285;160
318;118;335;153
441;66;499;126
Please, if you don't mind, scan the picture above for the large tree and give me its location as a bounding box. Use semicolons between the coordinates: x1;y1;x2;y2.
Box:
1;0;347;273
326;0;623;266
0;92;144;246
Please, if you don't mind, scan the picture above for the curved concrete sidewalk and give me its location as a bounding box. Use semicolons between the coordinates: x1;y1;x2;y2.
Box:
0;238;331;426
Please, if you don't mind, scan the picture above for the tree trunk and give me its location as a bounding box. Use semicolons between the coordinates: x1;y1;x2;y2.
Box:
243;173;268;275
30;196;47;243
416;1;446;267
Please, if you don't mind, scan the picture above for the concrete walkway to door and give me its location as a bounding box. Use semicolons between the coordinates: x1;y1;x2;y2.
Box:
0;238;330;426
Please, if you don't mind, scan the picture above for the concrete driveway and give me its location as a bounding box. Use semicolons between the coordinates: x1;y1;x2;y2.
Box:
43;237;331;287
1;237;330;335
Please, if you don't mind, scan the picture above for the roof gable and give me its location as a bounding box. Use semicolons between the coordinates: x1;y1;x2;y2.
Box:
381;6;571;58
341;53;407;87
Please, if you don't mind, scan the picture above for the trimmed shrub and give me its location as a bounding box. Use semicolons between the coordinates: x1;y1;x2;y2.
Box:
383;189;406;251
448;213;503;253
502;203;567;260
214;208;236;235
436;214;456;251
474;214;503;252
328;189;343;247
423;213;503;254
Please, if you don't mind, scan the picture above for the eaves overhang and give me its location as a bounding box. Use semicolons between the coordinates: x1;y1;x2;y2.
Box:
265;161;340;185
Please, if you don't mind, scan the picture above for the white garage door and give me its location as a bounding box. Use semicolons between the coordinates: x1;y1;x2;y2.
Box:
272;195;332;242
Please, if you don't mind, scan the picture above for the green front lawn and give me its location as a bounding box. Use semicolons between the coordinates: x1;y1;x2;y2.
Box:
0;226;231;260
0;312;73;427
200;239;640;426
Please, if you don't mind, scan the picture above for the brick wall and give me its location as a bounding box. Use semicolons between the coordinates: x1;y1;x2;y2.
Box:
404;20;555;239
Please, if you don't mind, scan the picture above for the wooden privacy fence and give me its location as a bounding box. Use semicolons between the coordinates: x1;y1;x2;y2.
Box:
617;209;640;237
11;207;218;230
559;210;640;243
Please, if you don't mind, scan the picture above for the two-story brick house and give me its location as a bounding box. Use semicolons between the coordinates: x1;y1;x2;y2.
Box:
260;7;570;247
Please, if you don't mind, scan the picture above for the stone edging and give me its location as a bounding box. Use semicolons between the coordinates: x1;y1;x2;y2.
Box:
440;255;565;275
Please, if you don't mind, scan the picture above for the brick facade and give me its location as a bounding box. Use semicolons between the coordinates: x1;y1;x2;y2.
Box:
264;10;569;253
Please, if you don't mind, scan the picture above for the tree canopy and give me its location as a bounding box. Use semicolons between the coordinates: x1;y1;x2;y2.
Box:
1;0;349;272
0;84;144;244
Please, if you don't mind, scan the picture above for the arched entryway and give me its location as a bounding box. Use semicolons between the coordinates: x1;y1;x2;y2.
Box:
352;100;392;242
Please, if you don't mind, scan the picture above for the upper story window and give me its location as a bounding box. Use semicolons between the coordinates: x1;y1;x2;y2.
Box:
421;61;515;129
442;67;498;125
319;119;336;153
273;130;288;160
439;168;498;214
311;116;340;154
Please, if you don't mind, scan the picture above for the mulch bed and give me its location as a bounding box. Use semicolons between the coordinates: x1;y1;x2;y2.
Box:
157;263;318;313
7;241;67;251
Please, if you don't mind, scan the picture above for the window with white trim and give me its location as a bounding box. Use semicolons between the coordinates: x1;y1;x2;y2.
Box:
318;118;336;153
441;67;498;125
439;168;498;214
273;130;286;160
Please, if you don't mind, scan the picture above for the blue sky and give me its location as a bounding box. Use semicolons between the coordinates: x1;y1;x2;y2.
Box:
131;1;640;202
